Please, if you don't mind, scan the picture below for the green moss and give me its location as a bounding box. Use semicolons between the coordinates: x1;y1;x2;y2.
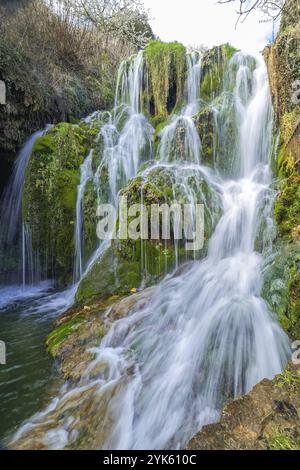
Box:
262;242;300;339
266;429;299;450
276;365;300;391
274;174;300;241
263;123;300;323
23;122;97;286
76;165;222;304
223;43;237;60
75;247;142;305
145;40;186;118
82;180;99;263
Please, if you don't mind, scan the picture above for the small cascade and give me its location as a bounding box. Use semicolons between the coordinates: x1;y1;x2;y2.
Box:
88;53;289;450
0;128;49;286
98;51;154;205
159;52;202;164
10;50;291;452
185;51;202;116
73;150;94;282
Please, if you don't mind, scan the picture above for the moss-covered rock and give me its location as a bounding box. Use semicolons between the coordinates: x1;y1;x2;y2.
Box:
262;242;300;339
76;164;222;304
200;44;237;103
265;3;300;125
82;179;99;263
75;246;142;305
23;122;97;285
281;0;300;34
145;40;187;118
274;174;300;241
262;138;300;340
194;107;214;165
194;96;237;174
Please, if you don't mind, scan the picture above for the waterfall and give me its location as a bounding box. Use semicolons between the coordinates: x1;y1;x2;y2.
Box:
0;128;49;286
83;53;290;449
73;150;93;282
12;51;291;451
159;52;202;164
80;52;155;275
99;51;154;205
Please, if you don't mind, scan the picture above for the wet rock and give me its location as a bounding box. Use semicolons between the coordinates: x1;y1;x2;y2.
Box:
187;363;300;450
11;288;155;450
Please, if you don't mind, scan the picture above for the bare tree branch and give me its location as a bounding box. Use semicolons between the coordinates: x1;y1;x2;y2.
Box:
218;0;285;24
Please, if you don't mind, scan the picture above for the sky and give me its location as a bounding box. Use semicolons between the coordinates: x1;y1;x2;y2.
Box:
142;0;277;52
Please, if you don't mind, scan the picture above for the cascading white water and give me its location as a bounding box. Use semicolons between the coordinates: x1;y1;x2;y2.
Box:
82;52;290;449
73;150;94;282
159;52;202;164
0;128;49;286
98;51;154;204
81;52;155;275
185;51;202;115
12;50;291;451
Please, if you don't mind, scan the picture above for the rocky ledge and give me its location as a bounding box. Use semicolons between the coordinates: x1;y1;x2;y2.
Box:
187;363;300;450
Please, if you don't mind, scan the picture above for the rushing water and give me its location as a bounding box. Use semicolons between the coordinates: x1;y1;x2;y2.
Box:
159;52;202;164
1;50;291;449
74;150;94;282
0;128;50;286
99;50;154;205
86;52;290;450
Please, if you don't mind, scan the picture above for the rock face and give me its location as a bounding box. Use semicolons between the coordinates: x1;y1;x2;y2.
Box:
23;121;98;286
262;0;300;340
187;364;300;450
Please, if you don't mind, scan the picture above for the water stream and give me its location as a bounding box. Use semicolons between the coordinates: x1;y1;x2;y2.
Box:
0;50;291;449
84;52;290;450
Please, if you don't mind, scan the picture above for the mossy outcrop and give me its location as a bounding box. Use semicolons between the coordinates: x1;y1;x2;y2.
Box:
145;41;187;118
265;0;300;124
75;164;222;304
75;246;142;305
23;122;97;285
194;98;237;174
200;44;237;102
262;242;300;339
264;144;300;339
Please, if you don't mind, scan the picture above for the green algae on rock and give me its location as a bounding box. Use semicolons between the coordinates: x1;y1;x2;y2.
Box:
262;242;300;340
145;41;187;118
22;122;98;286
